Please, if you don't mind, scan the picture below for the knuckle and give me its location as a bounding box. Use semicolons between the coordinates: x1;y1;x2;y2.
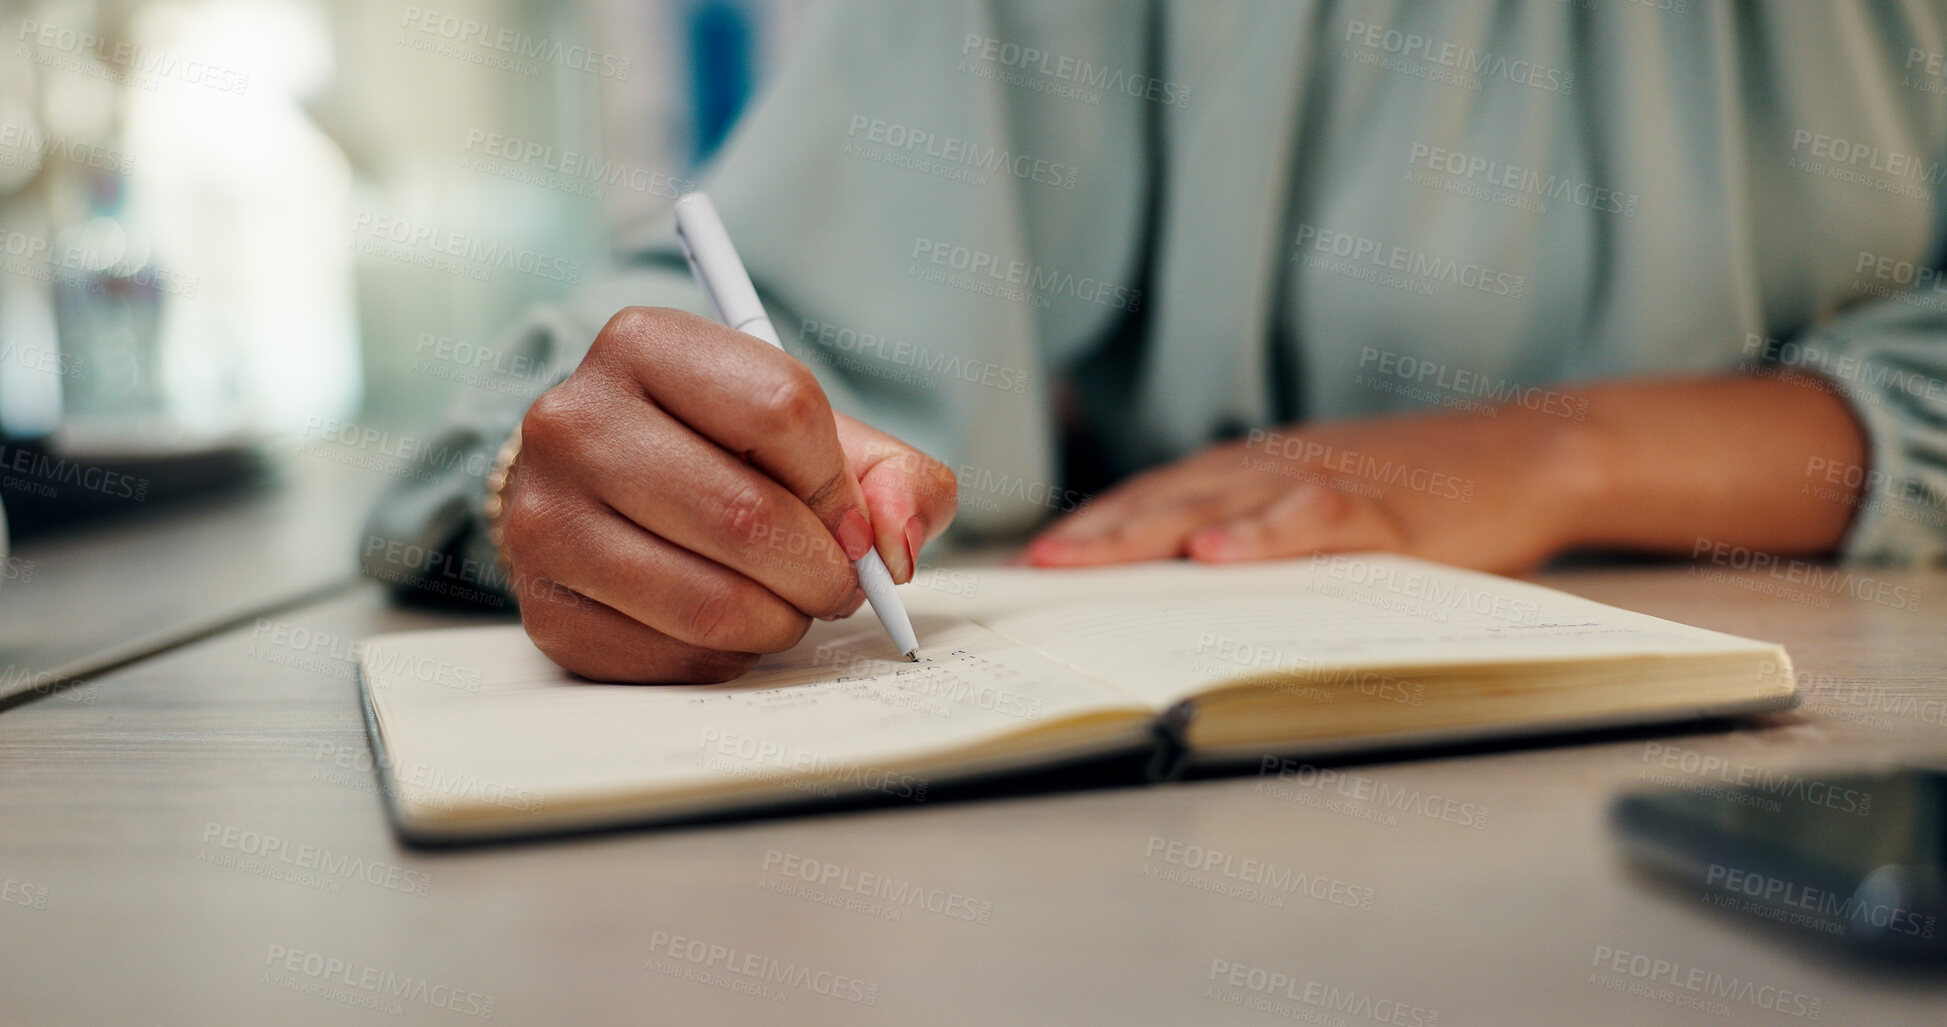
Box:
589;306;686;376
520;385;582;455
888;449;955;509
1307;483;1355;520
684;578;751;651
856;436;904;466
716;484;771;549
502;477;585;567
924;456;958;510
595;305;658;349
501;487;551;564
756;365;828;434
1186;493;1232;518
752;611;813;654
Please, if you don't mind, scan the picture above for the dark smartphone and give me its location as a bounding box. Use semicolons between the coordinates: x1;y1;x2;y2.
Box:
1612;764;1945;963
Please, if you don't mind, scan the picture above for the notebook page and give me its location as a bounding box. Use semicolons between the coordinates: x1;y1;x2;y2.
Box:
362;616;1150;823
915;554;1781;709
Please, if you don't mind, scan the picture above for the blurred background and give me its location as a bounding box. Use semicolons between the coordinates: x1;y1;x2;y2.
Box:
0;0;805;534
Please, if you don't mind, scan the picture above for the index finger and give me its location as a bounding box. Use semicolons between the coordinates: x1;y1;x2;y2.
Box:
588;306;877;560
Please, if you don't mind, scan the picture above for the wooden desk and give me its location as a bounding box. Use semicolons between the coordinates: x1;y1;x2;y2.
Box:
3;555;1944;1025
0;454;382;707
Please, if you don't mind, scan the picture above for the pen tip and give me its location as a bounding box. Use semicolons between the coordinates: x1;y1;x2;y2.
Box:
904;649;920;662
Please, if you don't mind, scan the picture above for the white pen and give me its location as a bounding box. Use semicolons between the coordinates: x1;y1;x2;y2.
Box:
673;192;921;661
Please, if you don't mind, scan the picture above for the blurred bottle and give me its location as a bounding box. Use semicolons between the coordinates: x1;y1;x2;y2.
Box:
51;169;165;425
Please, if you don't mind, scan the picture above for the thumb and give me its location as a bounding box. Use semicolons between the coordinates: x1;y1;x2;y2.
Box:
836;414;958;583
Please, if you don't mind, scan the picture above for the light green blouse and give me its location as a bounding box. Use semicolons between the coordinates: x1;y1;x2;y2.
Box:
364;0;1947;598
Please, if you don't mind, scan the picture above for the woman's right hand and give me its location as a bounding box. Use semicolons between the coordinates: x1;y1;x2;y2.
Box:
501;307;957;682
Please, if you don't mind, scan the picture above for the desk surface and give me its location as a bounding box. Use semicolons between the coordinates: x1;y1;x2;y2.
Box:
3;534;1946;1024
0;454;380;706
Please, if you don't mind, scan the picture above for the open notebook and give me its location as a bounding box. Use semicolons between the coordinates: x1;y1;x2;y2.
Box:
357;554;1796;842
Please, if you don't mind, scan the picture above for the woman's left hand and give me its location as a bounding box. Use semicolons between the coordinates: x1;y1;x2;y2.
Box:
1025;408;1603;575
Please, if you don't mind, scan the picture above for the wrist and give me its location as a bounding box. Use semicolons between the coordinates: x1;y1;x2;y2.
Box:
1524;404;1623;555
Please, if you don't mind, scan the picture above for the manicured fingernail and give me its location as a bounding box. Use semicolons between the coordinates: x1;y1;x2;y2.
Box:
903;517;926;579
836;509;873;561
1027;535;1069;561
1190;528;1234;560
